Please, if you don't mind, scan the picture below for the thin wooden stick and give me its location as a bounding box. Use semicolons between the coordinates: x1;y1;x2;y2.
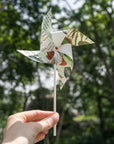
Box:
53;64;56;136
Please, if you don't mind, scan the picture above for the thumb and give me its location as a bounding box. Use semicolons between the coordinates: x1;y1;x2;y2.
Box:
36;113;59;132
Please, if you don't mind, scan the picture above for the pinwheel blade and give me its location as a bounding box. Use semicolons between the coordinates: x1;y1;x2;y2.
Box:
41;9;52;39
17;50;57;64
62;29;94;46
51;31;67;48
58;44;73;60
40;9;55;52
57;54;73;89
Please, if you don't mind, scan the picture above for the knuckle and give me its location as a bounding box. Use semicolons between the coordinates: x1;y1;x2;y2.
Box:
8;115;14;121
46;119;52;129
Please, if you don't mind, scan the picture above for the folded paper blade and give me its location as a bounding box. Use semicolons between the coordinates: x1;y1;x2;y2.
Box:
62;29;94;46
51;31;68;48
40;9;55;52
41;9;52;39
17;50;51;63
58;44;73;60
57;54;73;89
40;31;55;52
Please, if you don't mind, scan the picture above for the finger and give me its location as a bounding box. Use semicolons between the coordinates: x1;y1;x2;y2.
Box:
37;113;59;132
12;110;54;123
35;132;45;143
43;130;48;134
39;130;48;135
36;130;48;136
35;131;48;143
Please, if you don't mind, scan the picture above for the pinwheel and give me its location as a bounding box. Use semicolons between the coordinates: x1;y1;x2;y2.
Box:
17;9;94;136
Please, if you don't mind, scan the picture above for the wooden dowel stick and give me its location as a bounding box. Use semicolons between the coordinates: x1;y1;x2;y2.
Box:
53;64;56;136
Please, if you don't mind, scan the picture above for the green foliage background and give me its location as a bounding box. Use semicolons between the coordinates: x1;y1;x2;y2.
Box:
0;0;114;144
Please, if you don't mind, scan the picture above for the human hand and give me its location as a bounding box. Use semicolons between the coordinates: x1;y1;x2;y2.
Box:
2;110;59;144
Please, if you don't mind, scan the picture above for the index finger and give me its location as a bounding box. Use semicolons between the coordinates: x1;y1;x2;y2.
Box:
13;110;54;123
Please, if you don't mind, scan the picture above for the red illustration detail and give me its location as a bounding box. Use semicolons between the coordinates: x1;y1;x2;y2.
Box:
46;51;54;60
59;80;63;87
58;74;64;79
60;57;67;65
65;37;72;44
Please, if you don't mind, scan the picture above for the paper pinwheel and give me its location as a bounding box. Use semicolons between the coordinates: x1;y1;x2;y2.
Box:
17;9;94;136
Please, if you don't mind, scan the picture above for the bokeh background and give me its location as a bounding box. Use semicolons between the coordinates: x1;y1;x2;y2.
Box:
0;0;114;144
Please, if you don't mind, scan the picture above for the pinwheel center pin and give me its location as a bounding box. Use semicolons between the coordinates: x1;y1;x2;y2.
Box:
55;47;58;50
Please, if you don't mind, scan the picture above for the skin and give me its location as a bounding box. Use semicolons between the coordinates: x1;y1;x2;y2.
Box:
2;110;59;144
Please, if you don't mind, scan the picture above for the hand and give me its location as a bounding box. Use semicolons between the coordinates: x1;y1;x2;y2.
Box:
2;110;59;144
